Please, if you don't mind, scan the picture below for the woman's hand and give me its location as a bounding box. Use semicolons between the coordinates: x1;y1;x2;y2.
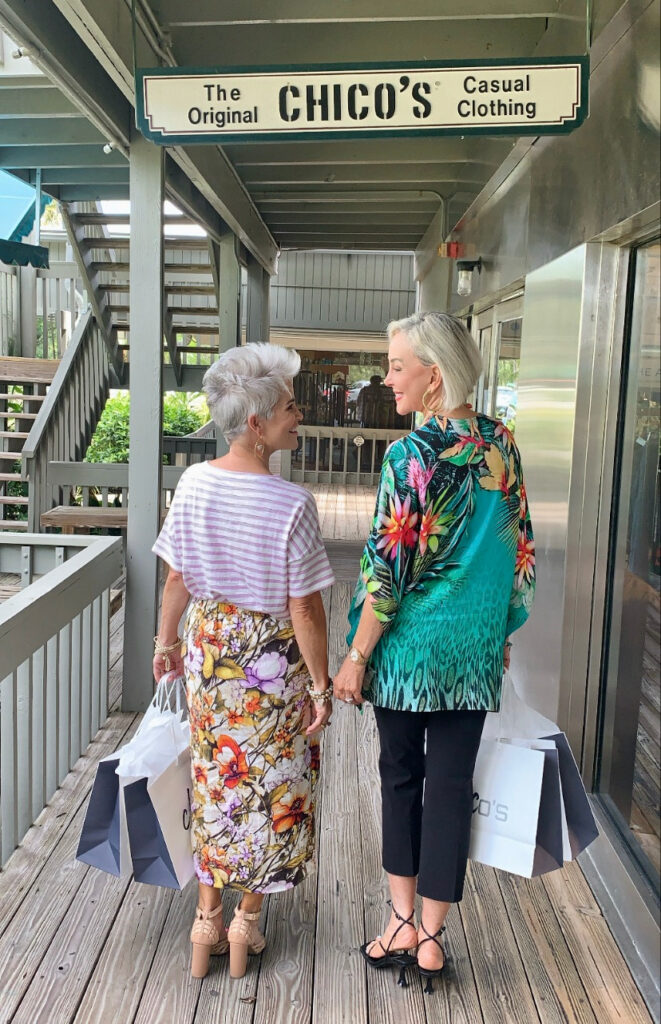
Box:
334;657;366;706
503;643;512;671
153;647;185;686
306;696;333;736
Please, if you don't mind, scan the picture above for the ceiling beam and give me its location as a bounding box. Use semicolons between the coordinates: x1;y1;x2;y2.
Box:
50;0;277;273
250;190;446;204
0;85;81;118
21;167;130;185
224;138;511;167
152;0;560;25
0;118;104;145
240;165;489;187
172;21;546;65
0;145;127;169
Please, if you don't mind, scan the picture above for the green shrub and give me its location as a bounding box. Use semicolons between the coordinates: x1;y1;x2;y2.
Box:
86;393;206;463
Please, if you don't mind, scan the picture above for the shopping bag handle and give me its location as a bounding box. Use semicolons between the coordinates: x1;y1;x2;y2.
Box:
155;671;187;717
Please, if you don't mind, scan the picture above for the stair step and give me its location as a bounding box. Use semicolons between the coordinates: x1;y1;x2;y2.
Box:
93;262;212;275
103;283;216;296
0;356;60;384
81;237;205;251
0;431;29;439
0;472;21;482
0;452;23;461
0;411;38;419
0;496;28;505
109;304;218;317
75;213;192;226
112;324;219;335
0;392;46;402
0;520;28;531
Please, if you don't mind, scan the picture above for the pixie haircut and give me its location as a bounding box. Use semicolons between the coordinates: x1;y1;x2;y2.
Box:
203;342;301;443
387;311;482;412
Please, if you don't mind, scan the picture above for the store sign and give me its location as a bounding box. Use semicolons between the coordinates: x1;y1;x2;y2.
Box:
136;58;588;144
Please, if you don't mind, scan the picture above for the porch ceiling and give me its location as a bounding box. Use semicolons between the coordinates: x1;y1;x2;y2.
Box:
0;1;581;255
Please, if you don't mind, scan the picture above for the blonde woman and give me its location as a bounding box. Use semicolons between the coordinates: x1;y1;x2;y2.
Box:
334;312;535;992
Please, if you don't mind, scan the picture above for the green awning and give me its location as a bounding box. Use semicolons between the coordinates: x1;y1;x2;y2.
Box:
0;239;49;269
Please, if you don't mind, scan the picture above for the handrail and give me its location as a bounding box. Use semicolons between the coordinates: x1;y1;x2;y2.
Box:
21;305;94;462
0;534;123;863
47;461;185;489
0;536;122;680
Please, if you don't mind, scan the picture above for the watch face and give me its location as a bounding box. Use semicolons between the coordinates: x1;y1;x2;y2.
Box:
350;648;358;662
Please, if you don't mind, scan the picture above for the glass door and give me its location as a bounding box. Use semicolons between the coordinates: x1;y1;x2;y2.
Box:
596;239;660;885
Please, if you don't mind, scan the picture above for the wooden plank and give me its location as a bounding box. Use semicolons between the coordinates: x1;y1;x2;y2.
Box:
542;863;653;1024
252;875;316;1024
73;883;175;1024
0;712;137;938
312;582;368;1024
495;871;599;1024
0;671;18;865
132;884;202;1024
459;861;540;1023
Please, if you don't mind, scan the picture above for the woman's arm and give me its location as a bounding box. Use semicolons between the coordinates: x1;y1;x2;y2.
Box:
289;590;332;735
153;564;190;683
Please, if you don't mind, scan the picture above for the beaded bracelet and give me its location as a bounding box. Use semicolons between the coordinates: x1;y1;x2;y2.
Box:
153;635;183;672
306;679;334;704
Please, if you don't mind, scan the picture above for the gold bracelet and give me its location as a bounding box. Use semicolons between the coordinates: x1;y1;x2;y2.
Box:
153;635;182;672
306;679;334;703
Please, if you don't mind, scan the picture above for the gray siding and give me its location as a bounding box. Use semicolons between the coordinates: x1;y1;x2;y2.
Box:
270;251;415;331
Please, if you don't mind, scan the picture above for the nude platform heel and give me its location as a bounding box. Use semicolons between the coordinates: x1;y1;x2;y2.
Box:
190;903;228;979
227;906;266;979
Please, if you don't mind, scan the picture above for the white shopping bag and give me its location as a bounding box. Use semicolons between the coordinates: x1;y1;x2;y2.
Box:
469;738;564;877
78;676;195;888
472;672;598;871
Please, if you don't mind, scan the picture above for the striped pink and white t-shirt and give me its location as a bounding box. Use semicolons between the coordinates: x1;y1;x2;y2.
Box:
152;462;335;617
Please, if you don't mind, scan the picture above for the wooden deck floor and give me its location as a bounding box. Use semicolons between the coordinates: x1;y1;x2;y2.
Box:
0;486;655;1024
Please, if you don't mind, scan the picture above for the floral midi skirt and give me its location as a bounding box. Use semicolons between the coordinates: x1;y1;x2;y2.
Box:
184;599;320;893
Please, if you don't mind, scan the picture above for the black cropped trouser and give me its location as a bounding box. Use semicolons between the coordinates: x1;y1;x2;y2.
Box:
373;705;487;903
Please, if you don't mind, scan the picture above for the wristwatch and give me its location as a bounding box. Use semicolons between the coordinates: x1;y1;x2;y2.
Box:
348;646;368;666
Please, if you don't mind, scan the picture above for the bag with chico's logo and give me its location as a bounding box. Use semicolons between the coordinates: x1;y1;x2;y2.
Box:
468;672;598;878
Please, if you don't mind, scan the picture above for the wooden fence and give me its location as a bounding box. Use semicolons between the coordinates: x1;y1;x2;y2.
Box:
284;425;407;485
0;533;123;865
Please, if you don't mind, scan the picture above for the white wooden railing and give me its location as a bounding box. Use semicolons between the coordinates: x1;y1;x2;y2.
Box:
0;263;18;356
21;307;111;531
0;533;123;865
283;425;407;485
35;262;85;358
46;462;185;512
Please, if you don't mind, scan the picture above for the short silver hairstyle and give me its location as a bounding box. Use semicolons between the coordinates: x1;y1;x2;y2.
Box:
203;342;301;443
387;311;482;412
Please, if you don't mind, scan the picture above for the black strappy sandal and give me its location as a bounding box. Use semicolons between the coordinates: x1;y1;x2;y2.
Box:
417;922;446;994
359;900;418;988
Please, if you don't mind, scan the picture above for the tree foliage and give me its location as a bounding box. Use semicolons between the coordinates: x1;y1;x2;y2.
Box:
85;392;205;463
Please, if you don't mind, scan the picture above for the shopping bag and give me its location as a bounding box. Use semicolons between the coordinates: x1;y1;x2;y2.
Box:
124;748;195;889
76;755;131;876
540;731;599;858
77;675;194;886
469;738;565;877
479;672;598;863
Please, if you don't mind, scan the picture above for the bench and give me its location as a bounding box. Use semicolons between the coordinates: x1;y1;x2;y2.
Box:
41;505;129;534
40;505;168;535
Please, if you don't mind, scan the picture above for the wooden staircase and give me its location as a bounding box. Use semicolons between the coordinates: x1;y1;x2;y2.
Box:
62;204;220;386
0;357;60;531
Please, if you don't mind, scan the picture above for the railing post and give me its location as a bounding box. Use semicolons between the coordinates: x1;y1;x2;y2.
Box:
122;129;164;712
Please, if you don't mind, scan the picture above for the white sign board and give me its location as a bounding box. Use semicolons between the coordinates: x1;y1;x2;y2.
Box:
136;58;589;144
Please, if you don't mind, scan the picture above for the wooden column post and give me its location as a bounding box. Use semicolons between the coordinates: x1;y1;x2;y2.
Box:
122;130;164;711
246;254;270;344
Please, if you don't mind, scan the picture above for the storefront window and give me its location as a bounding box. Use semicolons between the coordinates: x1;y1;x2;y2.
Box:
495;317;522;431
597;240;660;884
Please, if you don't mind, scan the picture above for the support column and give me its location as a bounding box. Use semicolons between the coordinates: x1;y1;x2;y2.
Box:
416;255;452;313
122;130;164;711
245;254;270;343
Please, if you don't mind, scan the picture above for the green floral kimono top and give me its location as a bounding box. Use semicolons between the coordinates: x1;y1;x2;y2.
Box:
347;413;535;712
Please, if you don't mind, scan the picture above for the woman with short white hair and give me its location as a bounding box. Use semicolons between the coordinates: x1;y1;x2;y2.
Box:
334;311;536;992
152;342;334;981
